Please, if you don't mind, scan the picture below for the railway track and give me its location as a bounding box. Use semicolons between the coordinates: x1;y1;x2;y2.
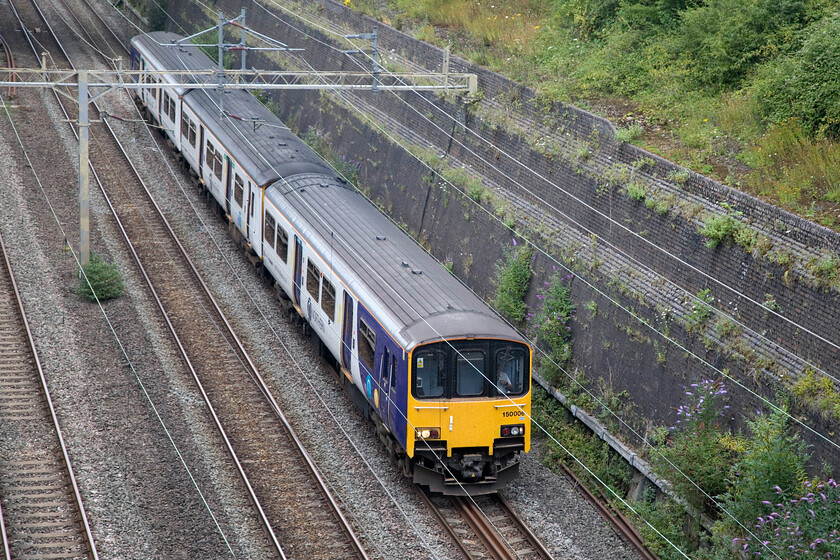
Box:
420;490;554;560
560;465;658;560
6;0;368;557
0;230;98;560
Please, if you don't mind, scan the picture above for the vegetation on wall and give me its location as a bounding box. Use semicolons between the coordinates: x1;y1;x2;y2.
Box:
491;242;533;327
527;271;575;383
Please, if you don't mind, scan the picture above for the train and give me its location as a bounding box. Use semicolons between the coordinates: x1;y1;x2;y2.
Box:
129;31;531;495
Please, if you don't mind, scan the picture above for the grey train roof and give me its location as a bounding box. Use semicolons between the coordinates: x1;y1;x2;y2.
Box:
131;32;216;97
266;175;525;350
135;32;524;350
133;32;333;187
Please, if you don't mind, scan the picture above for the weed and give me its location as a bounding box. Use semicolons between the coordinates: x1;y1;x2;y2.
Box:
666;168;691;185
614;124;643;144
733;225;758;253
714;316;742;339
468;182;485;202
626;182;648;202
792;368;840;422
684;288;714;332
804;253;839;286
762;294;782;313
77;254;125;301
699;204;743;249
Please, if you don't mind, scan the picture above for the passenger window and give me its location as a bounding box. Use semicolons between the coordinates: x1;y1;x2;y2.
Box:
213;150;222;180
456;350;485;396
234;175;244;206
163;92;175;122
205;140;214;172
358;319;376;371
306;259;321;299
495;348;525;396
276;227;288;263
414;350;444;398
321;279;335;318
264;213;275;248
181;114;196;148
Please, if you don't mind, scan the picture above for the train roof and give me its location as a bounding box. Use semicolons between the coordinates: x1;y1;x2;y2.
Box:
266;175;526;350
132;32;333;187
133;33;525;351
130;32;215;97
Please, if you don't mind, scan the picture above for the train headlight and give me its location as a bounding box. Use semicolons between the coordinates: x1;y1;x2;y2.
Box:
415;428;441;440
501;424;525;437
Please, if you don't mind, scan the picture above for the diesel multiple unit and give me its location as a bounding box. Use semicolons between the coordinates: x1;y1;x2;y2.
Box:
129;31;531;495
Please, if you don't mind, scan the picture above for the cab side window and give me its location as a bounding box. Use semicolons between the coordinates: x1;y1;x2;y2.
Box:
495;348;526;396
414;350;445;398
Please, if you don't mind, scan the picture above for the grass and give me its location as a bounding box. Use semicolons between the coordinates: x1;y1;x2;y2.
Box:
343;0;840;232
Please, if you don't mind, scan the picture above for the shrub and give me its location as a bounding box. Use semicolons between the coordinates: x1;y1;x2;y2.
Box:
720;406;809;533
148;0;169;32
752;15;840;138
672;0;810;90
733;478;840;558
615;123;643;143
77;253;125;301
651;379;737;514
492;243;533;327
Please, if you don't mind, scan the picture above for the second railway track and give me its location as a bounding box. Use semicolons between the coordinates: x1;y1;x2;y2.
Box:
0;231;97;560
5;0;367;556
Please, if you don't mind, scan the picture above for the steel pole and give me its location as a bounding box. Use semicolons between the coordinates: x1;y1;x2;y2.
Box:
78;69;90;267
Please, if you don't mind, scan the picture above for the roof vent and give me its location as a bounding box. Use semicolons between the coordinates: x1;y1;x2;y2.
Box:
412;269;422;275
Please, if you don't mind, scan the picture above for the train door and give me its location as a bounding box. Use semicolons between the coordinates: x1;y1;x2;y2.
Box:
341;292;354;370
224;156;233;217
229;172;246;233
245;182;254;240
378;347;392;423
387;353;399;431
293;236;303;307
197;126;205;181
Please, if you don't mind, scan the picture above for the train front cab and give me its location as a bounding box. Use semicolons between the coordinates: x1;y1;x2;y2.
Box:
407;338;531;496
